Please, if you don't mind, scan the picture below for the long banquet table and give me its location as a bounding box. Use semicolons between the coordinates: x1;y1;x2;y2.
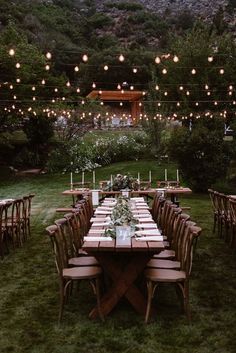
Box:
62;187;192;205
82;197;165;319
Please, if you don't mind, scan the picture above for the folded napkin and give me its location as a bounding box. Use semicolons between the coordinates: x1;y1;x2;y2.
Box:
102;202;116;206
94;210;112;215
137;218;153;223
136;206;149;209
135;236;163;242
133;209;150;214
84;236;113;242
88;229;105;234
104;198;116;201
92;222;110;227
97;206;114;210
136;223;157;229
133;213;150;218
135;229;161;236
90;217;111;222
131;197;145;201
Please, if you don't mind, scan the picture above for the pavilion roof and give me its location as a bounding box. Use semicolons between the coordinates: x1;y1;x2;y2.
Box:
86;90;144;101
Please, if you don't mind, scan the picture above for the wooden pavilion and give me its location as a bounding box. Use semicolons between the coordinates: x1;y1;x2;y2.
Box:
86;90;144;122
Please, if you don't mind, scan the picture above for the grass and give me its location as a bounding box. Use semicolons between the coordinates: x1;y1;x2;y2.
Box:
0;160;236;353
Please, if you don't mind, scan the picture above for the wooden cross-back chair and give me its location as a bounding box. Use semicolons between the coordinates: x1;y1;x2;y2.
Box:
22;194;35;239
152;212;191;260
6;198;25;248
228;198;236;249
0;202;12;259
46;222;103;322
144;223;202;323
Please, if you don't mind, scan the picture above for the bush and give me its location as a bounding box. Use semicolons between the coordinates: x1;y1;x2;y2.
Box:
168;119;232;192
46;131;148;172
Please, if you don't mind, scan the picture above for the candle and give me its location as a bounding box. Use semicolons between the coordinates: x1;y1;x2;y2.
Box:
93;170;96;185
165;169;167;181
110;174;113;187
149;170;152;183
70;162;73;190
176;169;179;182
138;172;140;183
70;172;73;189
82;171;84;185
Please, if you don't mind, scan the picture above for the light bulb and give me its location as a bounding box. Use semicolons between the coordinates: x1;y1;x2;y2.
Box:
9;49;15;56
74;66;79;72
155;56;161;64
46;52;52;60
82;54;88;62
119;54;125;62
173;55;179;62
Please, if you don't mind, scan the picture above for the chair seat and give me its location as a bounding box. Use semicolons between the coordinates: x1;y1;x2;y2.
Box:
69;256;99;266
63;266;101;280
146;258;180;269
145;268;186;282
153;249;175;259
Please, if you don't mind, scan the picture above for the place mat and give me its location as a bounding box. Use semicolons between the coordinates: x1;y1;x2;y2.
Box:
97;206;114;210
135;236;163;242
136;223;157;229
84;236;113;242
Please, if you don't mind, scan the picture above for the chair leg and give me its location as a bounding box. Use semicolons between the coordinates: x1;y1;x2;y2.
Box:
58;282;66;323
145;280;154;324
95;278;104;322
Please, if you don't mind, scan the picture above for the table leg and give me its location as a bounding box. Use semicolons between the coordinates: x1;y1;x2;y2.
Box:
89;253;151;319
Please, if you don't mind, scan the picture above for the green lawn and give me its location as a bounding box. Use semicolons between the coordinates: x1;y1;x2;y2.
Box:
0;160;236;353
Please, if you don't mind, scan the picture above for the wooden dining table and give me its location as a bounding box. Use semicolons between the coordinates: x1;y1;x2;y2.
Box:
82;198;165;319
62;187;192;205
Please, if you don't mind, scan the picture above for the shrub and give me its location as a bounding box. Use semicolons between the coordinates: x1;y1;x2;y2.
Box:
46;131;149;172
168;119;232;192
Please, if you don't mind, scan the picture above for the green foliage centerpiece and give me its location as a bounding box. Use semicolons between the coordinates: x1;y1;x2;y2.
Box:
105;196;137;238
109;174;139;191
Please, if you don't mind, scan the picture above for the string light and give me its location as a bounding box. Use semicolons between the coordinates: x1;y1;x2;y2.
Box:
155;85;159;90
162;68;167;74
208;56;214;62
76;88;80;93
82;54;88;62
104;65;109;71
92;82;96;88
41;79;45;85
119;54;125;62
45;65;50;71
155;56;161;64
9;49;15;56
66;81;71;87
46;52;52;60
16;63;21;69
133;68;137;73
220;69;224;75
173;55;179;63
74;66;79;72
191;68;196;75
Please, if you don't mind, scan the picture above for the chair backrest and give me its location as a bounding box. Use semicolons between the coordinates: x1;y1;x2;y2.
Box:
179;223;202;276
46;224;67;275
151;193;165;224
208;189;218;213
54;217;76;259
229;198;236;224
63;211;83;253
23;194;35;220
171;213;191;254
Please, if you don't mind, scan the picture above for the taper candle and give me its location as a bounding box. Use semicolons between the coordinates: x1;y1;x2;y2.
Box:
165;169;167;181
93;170;96;185
176;169;179;182
82;171;84;185
149;170;152;183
